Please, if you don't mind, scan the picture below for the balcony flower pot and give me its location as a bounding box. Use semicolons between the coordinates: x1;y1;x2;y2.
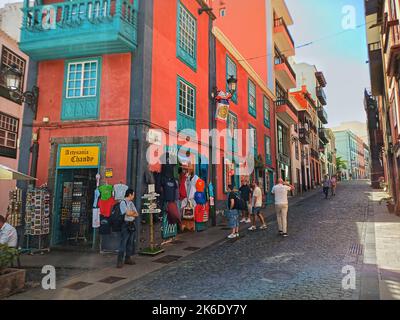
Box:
0;268;26;299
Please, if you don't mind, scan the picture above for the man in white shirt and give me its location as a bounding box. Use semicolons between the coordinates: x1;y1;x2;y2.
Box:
271;178;295;237
0;215;18;248
248;181;267;231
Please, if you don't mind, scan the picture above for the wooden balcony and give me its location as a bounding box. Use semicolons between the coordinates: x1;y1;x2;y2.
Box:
274;17;295;57
276;98;298;125
274;54;296;89
20;0;138;61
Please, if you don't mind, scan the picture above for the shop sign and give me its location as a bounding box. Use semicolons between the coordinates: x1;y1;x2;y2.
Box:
105;168;113;178
58;145;100;168
216;101;230;121
142;208;161;214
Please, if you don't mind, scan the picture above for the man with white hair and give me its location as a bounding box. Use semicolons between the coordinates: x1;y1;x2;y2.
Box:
271;178;294;237
0;215;18;248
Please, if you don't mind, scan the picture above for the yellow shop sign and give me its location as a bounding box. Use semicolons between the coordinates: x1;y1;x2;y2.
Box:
58;145;100;168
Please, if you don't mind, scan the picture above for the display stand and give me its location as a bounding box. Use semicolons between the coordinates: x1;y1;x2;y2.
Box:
23;186;51;254
139;188;164;256
63;181;88;243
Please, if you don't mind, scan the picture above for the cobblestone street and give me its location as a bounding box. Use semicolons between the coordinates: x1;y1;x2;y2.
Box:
100;181;374;300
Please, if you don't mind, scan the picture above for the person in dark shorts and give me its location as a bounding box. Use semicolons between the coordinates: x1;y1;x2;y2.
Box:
239;179;252;224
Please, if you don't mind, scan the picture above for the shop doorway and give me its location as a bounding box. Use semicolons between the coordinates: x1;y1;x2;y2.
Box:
52;168;98;246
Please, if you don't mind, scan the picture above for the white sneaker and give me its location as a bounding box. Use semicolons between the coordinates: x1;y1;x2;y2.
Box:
259;225;268;230
248;226;256;231
246;219;251;224
240;218;246;223
227;234;236;239
235;233;240;238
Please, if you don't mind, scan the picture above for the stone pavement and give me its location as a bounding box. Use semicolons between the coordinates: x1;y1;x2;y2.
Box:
8;185;321;300
361;190;400;300
96;180;400;300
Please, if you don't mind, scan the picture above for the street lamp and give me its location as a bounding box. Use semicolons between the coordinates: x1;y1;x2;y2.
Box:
208;75;237;226
2;64;39;112
227;75;237;95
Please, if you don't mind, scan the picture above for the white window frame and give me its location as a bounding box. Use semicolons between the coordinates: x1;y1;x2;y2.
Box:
66;60;98;99
0;113;19;149
178;79;195;119
178;3;196;59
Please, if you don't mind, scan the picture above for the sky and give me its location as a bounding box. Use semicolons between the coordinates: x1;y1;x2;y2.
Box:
286;0;370;127
0;0;370;128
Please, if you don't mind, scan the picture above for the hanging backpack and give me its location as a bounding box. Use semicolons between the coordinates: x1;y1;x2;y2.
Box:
233;192;246;211
109;201;125;232
194;191;207;205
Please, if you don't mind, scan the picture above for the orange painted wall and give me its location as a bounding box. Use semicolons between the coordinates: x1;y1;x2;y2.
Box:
213;0;268;84
151;0;210;157
215;39;276;200
34;53;132;186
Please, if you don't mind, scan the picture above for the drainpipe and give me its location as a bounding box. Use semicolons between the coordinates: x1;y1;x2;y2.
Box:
30;129;40;187
209;21;217;227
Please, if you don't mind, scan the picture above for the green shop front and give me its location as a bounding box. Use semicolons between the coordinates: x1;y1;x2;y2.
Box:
52;144;100;247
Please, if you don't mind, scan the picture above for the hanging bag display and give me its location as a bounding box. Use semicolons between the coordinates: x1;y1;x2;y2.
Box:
182;206;194;220
195;178;205;192
194;204;206;223
194;191;207;205
109;201;125;232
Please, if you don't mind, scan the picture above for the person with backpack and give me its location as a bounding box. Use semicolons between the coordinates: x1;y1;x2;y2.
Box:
226;184;240;239
239;179;252;224
117;189;138;268
248;181;267;231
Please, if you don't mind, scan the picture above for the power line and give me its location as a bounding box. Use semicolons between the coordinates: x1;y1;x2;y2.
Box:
237;20;375;63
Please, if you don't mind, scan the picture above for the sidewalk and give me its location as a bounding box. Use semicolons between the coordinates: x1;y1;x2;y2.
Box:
8;185;323;300
361;190;400;300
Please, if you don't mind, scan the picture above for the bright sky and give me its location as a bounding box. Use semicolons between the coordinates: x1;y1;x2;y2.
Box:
1;0;370;128
286;0;369;127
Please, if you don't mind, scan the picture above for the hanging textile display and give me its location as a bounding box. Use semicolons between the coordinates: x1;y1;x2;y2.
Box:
23;186;51;253
25;187;51;236
7;188;22;227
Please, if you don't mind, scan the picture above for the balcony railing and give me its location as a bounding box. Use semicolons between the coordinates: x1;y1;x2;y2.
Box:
368;41;381;52
298;127;311;145
310;149;319;159
274;54;296;81
274;17;295;48
317;107;328;124
276;98;298;117
316;86;327;106
20;0;138;60
319;128;329;144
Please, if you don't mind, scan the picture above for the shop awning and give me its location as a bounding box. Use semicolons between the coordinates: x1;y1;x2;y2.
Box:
0;164;38;181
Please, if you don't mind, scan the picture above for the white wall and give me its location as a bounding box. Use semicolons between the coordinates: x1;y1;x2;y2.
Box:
0;2;23;42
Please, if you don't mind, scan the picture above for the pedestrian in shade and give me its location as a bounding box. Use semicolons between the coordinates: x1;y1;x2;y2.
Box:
239;179;252;224
330;175;337;196
271;178;295;237
226;184;240;239
322;175;331;199
117;189;138;268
